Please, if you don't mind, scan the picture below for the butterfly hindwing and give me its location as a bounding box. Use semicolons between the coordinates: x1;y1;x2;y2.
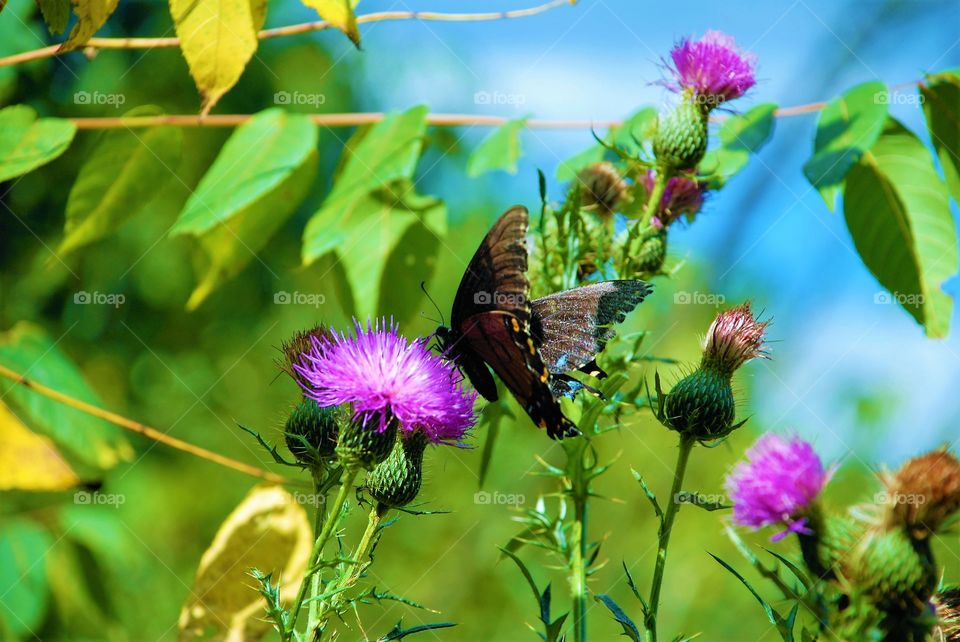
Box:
531;280;652;378
461;311;578;439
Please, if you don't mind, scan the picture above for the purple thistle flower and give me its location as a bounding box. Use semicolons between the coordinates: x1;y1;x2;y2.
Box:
294;319;477;445
643;170;707;226
726;434;829;541
664;30;756;106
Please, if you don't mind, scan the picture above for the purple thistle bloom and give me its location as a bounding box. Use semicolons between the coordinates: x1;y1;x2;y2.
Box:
664;30;756;106
726;434;829;541
643;170;707;226
294;319;477;445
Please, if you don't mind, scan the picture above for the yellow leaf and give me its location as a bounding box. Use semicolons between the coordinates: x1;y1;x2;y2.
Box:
0;401;80;491
59;0;120;52
301;0;361;47
178;485;312;642
169;0;268;115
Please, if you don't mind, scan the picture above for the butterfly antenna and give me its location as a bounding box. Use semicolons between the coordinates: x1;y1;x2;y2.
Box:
420;281;445;327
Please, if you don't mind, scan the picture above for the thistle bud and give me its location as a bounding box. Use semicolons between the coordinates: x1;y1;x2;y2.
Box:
366;432;428;508
576;162;628;215
278;324;332;389
634;227;668;274
653;99;709;172
336;414;399;471
850;527;937;614
882;449;960;536
284;399;339;467
662;303;768;440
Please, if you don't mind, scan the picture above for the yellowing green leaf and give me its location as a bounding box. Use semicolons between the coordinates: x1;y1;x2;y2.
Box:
0;105;76;182
467;117;527;177
0;400;80;491
60;107;182;256
37;0;71;35
169;0;268;114
60;0;120;52
701;103;777;188
170;109;318;309
844;118;958;338
178;485;312;642
0;322;133;470
301;0;361;47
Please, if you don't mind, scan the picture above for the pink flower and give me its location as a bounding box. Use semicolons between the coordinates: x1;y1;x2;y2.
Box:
726;434;829;540
702;302;769;375
294;319;477;444
643;170;706;225
664;30;756;107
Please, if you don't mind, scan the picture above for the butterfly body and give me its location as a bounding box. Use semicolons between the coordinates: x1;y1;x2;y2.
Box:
437;206;651;439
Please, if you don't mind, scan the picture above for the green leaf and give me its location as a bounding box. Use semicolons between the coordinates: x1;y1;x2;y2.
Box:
37;0;71;35
169;0;267;113
710;553;794;641
170;108;318;309
803;81;888;210
0;520;53;638
701;103;777;188
467;117;528;177
60;107;182;255
0;105;76;182
375;620;457;641
595;594;642;641
302;106;433;314
0;322;133;471
921;70;960;204
843;118;958;338
301;0;361;47
60;0;119;51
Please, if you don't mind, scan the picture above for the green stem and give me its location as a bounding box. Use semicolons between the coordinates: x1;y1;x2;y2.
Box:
622;169;669;274
644;436;694;642
572;494;587;642
316;503;389;634
288;467;359;637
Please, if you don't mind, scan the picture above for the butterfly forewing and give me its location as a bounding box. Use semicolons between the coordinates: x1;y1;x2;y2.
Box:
451;206;530;325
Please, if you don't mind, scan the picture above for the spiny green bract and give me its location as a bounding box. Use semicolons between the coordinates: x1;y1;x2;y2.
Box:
662;367;736;440
366;432;428;508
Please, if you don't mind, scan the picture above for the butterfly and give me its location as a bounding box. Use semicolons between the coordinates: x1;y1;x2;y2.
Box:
435;206;652;439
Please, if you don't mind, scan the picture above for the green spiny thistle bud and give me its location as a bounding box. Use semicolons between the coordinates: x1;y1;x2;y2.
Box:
285;399;339;467
336;414;398;471
653;99;709;172
635;228;668;274
814;511;861;579
850;527;937;614
882;448;960;537
366;431;428;508
662;367;735;440
828;593;886;642
659;303;767;441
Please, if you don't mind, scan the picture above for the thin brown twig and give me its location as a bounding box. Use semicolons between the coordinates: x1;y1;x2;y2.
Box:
0;363;294;485
0;0;571;67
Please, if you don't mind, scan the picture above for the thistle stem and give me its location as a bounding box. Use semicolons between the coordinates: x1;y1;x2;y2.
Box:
315;503;389;634
622;169;669;274
644;435;694;642
572;495;588;642
288;467;359;637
